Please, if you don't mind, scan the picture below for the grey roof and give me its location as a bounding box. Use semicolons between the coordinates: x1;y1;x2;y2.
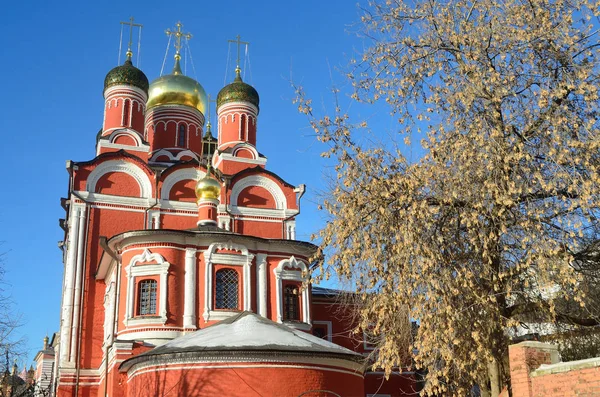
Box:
120;312;362;371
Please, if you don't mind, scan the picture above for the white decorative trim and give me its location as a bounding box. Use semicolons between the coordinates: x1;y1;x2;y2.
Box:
285;220;297;240
161;168;206;200
231;143;259;160
86;160;153;199
217;101;259;117
126;356;364;380
273;257;310;325
150;149;200;163
104;85;147;101
214;150;267;168
124;249;170;327
313;321;333;342
284;322;312;331
108;128;143;146
220;204;298;219
230;175;287;210
202;241;254;321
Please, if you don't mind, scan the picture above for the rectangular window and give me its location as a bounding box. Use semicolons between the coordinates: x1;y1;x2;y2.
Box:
138;279;157;315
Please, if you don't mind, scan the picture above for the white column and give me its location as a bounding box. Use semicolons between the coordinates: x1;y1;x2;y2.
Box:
242;255;254;311
59;206;80;364
274;273;282;323
303;287;311;325
256;254;268;318
159;268;168;319
69;206;87;362
125;266;134;324
183;248;197;329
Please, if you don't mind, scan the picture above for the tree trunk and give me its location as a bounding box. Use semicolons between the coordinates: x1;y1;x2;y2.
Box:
488;358;500;397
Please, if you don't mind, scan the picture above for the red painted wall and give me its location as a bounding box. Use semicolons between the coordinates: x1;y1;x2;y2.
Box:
126;363;364;397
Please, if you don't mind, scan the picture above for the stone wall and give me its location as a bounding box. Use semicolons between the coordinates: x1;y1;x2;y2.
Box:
508;341;600;396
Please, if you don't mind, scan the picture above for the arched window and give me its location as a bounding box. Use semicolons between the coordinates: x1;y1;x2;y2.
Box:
122;99;131;127
137;279;157;315
284;285;300;321
178;124;187;147
215;269;238;310
240;114;247;140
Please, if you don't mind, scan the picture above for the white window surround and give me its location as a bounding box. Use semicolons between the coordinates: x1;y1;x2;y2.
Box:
273;256;311;326
230;175;287;210
313;320;333;342
86;160;153;199
124;249;170;327
203;241;254;322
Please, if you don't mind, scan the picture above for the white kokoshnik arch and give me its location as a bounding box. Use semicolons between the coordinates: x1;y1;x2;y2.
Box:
160;167;206;200
86;159;153;199
230;175;287;210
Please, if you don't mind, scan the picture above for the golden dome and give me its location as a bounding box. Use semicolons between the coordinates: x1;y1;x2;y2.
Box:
195;173;221;201
146;58;208;114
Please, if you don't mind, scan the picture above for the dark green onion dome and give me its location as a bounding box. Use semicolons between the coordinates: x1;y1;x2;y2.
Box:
104;58;149;94
217;69;259;111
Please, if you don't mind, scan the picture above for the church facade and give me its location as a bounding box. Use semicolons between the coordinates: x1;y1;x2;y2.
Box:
37;22;416;397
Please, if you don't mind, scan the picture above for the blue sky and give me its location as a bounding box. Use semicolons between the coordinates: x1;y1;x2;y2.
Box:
0;0;392;365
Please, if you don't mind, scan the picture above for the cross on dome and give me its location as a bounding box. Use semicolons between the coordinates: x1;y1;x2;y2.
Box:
228;34;249;74
166;21;192;60
120;16;142;60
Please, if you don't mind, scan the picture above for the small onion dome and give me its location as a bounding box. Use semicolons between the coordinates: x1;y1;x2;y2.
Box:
195;173;221;201
217;68;259;111
146;58;208;114
104;57;149;94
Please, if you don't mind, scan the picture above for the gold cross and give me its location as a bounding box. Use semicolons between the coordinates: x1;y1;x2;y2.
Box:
120;17;143;59
228;34;249;70
166;22;192;59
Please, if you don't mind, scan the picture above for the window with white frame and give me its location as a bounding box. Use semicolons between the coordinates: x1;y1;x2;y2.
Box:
273;256;310;329
202;242;254;322
124;249;170;327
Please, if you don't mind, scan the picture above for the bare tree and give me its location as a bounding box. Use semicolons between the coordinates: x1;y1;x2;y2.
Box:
295;0;600;395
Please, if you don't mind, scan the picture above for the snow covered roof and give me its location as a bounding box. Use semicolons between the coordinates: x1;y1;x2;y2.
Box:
121;312;361;370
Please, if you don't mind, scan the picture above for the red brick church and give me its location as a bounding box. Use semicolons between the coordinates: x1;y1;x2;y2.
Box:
35;21;417;397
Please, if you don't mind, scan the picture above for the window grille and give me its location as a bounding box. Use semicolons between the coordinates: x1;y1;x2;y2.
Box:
215;269;238;310
138;279;157;315
284;285;300;321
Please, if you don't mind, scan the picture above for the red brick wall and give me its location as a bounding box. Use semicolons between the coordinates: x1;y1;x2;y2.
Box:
508;341;600;397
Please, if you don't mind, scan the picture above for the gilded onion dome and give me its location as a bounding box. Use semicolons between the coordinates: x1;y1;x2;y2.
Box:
104;57;149;94
195;171;221;201
217;68;259;111
146;58;208;114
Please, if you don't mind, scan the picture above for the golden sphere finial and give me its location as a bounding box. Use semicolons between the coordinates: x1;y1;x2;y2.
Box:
195;172;221;201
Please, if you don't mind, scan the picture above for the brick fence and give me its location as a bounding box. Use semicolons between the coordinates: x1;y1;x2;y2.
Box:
508;341;600;396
